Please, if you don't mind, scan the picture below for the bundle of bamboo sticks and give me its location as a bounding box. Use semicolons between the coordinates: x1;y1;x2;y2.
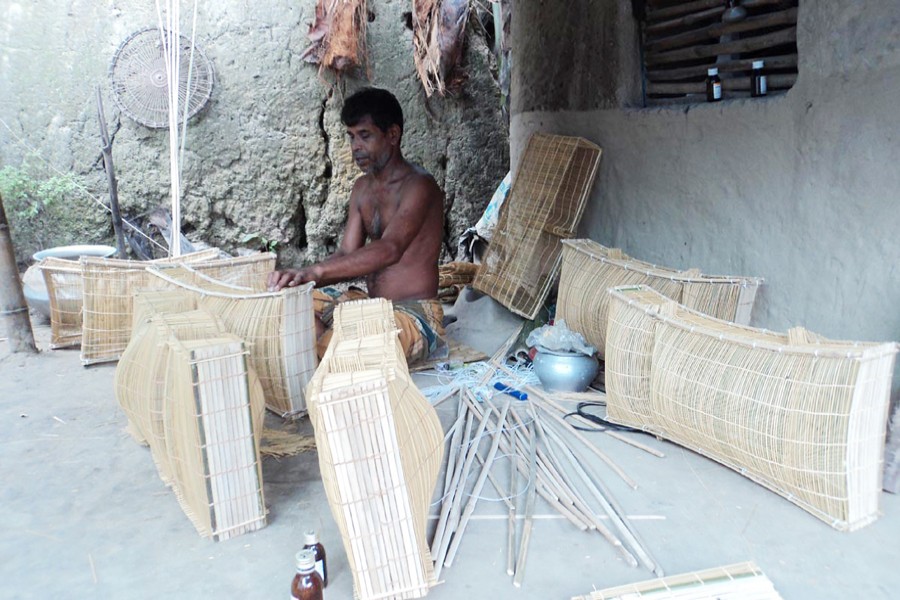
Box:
429;338;666;587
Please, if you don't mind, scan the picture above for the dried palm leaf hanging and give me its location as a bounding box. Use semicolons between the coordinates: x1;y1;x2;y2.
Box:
412;0;470;96
302;0;369;76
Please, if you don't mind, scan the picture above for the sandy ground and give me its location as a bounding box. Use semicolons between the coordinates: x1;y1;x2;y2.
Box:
2;318;900;599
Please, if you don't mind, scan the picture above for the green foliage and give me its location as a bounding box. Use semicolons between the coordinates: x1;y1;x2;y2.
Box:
0;163;109;263
240;231;279;253
0;165;81;220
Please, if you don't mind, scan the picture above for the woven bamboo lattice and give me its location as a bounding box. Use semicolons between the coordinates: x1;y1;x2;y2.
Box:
604;285;899;531
38;257;84;349
473;134;602;319
145;266;317;417
165;336;266;541
557;239;763;358
115;294;266;540
79;252;274;365
307;298;443;600
572;561;783;600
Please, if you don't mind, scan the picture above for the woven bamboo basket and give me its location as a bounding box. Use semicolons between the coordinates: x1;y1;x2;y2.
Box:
557;239;763;358
473;134;602;319
604;285;899;531
145;266;317;417
38;257;85;349
79;252;274;365
571;561;783;600
307;298;443;599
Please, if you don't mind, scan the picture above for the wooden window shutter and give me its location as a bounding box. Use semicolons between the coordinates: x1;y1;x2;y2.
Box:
638;0;799;105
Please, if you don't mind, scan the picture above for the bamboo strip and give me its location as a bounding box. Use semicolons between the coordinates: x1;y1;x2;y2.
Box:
512;420;537;588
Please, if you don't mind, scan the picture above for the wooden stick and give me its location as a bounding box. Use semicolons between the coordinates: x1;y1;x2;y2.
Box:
512;420;537;588
431;407;473;560
445;400;511;566
543;418;663;577
506;423;518;576
432;399;493;579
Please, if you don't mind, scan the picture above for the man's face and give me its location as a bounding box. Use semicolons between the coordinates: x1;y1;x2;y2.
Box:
346;115;397;175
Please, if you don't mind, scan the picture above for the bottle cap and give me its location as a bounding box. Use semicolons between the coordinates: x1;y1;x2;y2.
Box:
296;549;316;570
752;60;764;69
304;530;318;546
707;67;719;76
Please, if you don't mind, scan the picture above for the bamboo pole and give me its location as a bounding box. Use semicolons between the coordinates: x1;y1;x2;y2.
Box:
0;193;37;353
512;420;537;588
96;87;127;258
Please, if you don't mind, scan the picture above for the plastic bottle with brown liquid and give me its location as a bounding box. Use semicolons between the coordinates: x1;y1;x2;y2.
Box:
291;549;324;600
303;530;328;587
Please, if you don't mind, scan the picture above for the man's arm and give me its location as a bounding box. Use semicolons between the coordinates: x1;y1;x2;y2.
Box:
267;191;366;290
268;176;435;290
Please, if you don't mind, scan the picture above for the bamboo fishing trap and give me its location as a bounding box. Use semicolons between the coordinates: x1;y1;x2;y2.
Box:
557;239;763;358
473;134;602;319
115;291;267;541
306;298;444;600
79;251;274;365
604;285;899;531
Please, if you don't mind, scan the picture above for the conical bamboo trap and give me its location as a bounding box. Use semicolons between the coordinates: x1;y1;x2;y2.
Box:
79;251;274;365
145;266;317;417
604;285;899;531
571;561;783;600
115;291;267;540
306;298;443;600
473;134;602;319
557;239;763;358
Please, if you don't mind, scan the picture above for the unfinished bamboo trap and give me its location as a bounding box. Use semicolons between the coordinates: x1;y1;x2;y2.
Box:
307;298;443;600
571;561;783;600
115;292;267;540
557;239;763;358
146;266;317;417
79;251;273;365
473;134;602;319
604;285;899;531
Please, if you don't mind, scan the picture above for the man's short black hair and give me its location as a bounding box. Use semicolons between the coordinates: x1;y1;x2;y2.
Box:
341;87;404;137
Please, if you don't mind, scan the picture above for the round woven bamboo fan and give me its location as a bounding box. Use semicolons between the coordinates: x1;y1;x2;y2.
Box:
109;27;214;129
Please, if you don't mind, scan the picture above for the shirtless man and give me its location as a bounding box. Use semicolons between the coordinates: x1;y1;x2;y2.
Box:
268;87;445;362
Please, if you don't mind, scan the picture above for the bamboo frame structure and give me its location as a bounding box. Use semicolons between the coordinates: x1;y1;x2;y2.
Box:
115;292;267;540
79;251;273;365
604;285;899;531
473;134;602;319
146;266;317;417
39;257;85;349
572;561;783;600
557;239;763;358
165;336;266;541
306;298;443;600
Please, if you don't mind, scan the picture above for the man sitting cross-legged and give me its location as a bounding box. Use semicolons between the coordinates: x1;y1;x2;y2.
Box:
268;87;446;363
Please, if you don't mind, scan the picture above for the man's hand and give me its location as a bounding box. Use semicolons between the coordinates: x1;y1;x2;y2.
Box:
267;266;320;291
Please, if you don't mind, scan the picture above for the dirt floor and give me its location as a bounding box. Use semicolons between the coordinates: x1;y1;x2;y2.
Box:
2;315;900;599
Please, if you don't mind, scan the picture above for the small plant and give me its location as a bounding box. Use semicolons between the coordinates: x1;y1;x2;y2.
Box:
0;165;81;221
240;231;279;253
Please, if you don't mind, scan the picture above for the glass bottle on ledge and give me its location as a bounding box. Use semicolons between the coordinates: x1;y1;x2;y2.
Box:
291;549;324;600
706;67;723;102
751;60;768;97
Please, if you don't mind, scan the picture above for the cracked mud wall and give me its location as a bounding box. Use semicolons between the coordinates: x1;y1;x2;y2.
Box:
0;0;508;265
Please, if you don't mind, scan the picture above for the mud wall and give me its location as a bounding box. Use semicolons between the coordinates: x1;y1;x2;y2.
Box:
510;0;900;485
0;0;508;265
